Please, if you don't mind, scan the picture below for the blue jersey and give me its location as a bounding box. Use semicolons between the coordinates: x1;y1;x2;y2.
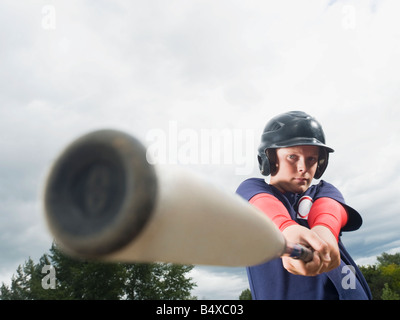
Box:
236;178;372;300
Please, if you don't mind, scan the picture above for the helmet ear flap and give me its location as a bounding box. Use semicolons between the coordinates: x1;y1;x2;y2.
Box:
258;149;277;176
258;152;271;176
314;148;329;179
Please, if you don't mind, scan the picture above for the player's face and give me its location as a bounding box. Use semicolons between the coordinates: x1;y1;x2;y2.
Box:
269;145;319;194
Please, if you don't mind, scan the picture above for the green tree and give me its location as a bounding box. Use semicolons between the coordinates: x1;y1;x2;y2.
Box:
381;283;400;300
377;252;400;266
124;263;196;300
380;263;400;299
1;264;28;300
239;288;252;300
48;243;125;299
358;264;389;300
358;251;400;300
0;242;196;300
124;262;160;299
158;263;196;300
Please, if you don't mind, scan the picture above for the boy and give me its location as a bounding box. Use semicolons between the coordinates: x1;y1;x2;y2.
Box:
236;111;371;300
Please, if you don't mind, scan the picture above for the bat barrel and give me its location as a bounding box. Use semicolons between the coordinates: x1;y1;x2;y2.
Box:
44;129;158;259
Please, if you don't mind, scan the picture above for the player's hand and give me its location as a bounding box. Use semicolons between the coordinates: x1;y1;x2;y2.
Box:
311;225;341;273
281;224;331;276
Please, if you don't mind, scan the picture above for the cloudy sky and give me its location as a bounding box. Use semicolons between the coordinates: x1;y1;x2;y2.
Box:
1;0;399;299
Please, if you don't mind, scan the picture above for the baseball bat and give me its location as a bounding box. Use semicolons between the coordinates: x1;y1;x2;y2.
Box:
43;129;313;266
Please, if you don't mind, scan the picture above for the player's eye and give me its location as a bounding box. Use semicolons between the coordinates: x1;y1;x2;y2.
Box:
308;157;317;164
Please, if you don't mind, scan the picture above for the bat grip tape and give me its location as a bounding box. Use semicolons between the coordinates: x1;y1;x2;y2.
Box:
284;242;314;263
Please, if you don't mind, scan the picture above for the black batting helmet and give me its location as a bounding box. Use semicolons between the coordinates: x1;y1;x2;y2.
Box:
258;111;334;179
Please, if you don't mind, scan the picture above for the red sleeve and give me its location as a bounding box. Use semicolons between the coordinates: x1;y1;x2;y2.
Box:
249;193;297;232
308;197;348;241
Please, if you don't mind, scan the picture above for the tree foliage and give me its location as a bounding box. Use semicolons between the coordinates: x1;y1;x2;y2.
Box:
356;252;400;300
1;242;197;300
239;288;252;300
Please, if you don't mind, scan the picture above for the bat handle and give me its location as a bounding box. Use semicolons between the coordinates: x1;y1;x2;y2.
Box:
284;242;314;263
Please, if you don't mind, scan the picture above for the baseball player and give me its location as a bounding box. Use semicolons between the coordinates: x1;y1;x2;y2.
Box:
236;111;372;300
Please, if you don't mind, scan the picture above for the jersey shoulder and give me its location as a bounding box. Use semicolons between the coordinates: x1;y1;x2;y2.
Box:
308;180;362;232
306;180;344;201
236;178;274;201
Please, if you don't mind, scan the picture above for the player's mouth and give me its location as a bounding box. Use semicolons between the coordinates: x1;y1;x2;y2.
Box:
293;177;308;184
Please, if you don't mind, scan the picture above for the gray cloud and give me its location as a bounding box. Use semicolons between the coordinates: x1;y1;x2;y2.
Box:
1;0;399;298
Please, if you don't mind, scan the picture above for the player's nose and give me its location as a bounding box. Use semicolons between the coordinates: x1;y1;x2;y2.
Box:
297;158;306;172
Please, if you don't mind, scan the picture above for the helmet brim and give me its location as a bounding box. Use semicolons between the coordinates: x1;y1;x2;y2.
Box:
267;137;334;153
